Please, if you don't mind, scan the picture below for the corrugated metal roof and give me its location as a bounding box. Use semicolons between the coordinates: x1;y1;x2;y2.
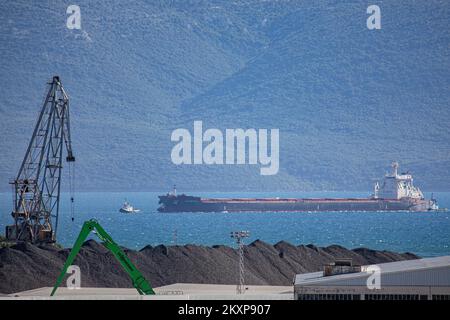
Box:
294;256;450;286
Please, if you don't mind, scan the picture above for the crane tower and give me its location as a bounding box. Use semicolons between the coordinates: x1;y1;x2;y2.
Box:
6;76;75;243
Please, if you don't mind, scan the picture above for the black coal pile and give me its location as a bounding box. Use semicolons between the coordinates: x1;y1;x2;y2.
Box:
0;240;418;294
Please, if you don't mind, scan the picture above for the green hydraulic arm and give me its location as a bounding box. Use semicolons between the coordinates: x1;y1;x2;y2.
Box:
51;219;155;296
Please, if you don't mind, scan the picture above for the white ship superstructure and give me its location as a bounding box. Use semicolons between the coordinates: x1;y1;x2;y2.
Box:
374;162;424;200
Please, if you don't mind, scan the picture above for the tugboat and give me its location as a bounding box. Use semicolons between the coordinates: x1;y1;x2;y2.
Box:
158;162;439;213
119;200;140;214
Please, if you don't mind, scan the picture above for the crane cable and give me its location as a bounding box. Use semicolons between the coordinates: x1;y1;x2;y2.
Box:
69;161;75;222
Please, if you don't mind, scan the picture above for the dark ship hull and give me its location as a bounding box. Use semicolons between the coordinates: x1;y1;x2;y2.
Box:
157;194;435;213
158;163;438;213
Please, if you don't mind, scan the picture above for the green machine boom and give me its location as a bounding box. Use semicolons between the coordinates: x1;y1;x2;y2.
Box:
51;219;155;296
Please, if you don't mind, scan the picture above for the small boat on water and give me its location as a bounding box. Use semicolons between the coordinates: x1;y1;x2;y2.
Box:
119;200;140;214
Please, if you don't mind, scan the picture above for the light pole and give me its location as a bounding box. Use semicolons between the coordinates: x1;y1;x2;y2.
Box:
231;231;250;294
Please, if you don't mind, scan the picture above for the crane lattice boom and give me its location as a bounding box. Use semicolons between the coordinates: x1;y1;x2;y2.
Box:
6;76;75;243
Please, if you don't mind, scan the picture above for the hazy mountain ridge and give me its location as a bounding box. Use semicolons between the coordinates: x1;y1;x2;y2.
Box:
0;0;449;192
182;1;450;190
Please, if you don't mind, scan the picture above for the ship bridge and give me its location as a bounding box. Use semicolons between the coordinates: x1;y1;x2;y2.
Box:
374;162;424;200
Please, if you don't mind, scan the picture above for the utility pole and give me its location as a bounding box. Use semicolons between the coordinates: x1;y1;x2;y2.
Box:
231;231;250;294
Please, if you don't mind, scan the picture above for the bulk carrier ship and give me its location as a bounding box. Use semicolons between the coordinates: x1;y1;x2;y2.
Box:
158;162;438;213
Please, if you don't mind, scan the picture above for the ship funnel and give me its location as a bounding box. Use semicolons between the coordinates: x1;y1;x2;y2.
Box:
392;161;399;177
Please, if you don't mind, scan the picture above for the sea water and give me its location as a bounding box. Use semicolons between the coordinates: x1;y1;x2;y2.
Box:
0;191;449;257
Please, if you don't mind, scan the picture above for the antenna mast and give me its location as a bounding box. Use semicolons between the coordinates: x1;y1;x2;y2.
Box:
231;231;250;294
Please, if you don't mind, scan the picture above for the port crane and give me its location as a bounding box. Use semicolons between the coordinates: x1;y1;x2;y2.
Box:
6;76;75;243
51;219;155;296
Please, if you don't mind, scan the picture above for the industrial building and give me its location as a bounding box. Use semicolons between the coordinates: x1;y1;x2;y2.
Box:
294;256;450;300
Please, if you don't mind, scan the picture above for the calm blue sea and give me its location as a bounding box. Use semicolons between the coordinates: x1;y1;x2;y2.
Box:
0;191;449;257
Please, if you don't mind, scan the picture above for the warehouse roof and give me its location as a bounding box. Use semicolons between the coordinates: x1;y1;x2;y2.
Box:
295;256;450;286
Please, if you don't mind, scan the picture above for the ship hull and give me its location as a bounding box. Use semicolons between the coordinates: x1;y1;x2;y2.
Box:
157;195;434;213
